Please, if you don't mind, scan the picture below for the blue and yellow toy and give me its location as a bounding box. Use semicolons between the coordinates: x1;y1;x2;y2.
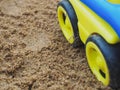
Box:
57;0;120;88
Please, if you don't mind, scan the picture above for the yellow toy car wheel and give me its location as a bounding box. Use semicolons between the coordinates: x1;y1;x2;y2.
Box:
86;35;110;86
86;35;120;88
57;0;82;48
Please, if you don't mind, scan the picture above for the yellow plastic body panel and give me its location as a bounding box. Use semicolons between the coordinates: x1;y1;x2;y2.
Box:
69;0;119;44
108;0;120;4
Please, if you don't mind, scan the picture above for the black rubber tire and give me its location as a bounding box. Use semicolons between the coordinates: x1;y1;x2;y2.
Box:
86;35;120;89
58;0;83;48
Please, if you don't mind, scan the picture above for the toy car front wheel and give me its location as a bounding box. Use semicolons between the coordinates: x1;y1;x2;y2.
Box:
86;35;120;88
57;0;82;48
86;35;110;86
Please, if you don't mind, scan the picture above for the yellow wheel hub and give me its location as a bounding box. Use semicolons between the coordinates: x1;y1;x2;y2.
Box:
57;6;74;44
86;42;110;86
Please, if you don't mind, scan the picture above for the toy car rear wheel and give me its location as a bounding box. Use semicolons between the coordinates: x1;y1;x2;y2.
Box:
86;35;120;88
57;0;82;48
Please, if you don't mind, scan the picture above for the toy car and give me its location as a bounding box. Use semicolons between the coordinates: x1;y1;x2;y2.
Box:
57;0;120;88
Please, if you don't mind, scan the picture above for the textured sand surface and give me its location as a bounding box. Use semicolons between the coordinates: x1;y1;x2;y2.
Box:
0;0;112;90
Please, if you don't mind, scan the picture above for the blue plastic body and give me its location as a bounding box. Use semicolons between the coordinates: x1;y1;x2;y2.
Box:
80;0;120;37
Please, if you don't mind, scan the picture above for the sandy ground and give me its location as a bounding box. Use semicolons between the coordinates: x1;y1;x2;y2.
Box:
0;0;113;90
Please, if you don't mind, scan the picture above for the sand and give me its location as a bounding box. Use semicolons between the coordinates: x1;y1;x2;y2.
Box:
0;0;112;90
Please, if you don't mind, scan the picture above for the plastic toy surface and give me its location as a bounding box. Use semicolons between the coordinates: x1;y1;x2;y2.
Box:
57;0;120;88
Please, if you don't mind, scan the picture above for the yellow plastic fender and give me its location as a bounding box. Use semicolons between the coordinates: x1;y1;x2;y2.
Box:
108;0;120;4
69;0;119;44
